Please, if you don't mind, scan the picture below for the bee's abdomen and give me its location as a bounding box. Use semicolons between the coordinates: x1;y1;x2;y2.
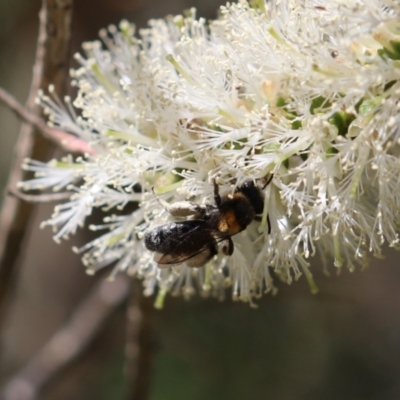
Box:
145;223;176;251
144;221;200;252
144;228;163;251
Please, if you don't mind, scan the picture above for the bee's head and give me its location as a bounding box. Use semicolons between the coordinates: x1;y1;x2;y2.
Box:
236;180;264;215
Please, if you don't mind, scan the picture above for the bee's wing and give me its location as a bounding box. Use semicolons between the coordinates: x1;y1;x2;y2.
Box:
155;247;212;266
154;221;228;267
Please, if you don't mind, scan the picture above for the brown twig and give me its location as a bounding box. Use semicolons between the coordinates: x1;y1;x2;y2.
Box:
0;0;73;328
0;274;131;400
0;87;95;155
0;1;152;398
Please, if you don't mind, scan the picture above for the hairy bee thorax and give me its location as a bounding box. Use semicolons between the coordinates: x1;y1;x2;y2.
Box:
217;209;242;234
217;193;255;235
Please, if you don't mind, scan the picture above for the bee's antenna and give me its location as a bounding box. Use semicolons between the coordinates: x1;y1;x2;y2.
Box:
213;179;222;207
262;174;274;190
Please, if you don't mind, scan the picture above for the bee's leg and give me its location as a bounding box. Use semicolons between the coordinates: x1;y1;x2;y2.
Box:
253;174;273;233
213;179;222;207
254;214;271;234
222;237;234;256
152;188;206;217
187;238;219;267
210;240;219;257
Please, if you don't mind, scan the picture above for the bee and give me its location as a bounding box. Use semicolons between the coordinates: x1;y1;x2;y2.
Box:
144;176;273;268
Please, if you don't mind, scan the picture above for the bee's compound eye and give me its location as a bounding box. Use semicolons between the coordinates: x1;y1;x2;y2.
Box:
241;181;254;190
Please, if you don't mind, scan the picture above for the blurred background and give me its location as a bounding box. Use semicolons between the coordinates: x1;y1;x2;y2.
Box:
1;1;400;399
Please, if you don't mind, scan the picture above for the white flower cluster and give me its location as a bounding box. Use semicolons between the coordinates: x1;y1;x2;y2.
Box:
20;0;400;306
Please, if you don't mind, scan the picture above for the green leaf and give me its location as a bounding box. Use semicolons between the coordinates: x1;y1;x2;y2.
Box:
310;96;329;114
329;111;356;136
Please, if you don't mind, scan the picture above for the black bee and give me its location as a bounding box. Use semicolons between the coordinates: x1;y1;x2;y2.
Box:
144;176;273;268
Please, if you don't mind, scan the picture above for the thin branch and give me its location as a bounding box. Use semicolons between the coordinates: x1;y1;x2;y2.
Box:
8;188;72;203
0;87;95;155
0;0;73;328
0;274;131;400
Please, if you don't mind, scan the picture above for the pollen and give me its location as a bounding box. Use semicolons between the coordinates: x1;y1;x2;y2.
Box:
218;210;241;235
